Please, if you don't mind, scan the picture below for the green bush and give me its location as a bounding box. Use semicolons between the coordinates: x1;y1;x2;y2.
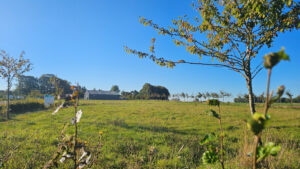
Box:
207;99;220;106
0;101;45;114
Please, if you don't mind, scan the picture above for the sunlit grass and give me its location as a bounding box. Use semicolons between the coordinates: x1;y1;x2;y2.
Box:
0;100;299;168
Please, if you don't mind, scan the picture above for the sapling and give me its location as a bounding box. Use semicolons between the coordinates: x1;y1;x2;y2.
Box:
202;99;225;169
0;50;32;120
285;90;293;105
248;48;289;169
44;86;102;169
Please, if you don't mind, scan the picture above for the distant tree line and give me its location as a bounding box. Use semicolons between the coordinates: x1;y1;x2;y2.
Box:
0;74;87;99
121;83;170;100
172;90;231;102
234;91;300;104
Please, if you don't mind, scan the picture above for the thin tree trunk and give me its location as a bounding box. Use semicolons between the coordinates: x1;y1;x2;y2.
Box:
246;78;256;115
6;78;10;120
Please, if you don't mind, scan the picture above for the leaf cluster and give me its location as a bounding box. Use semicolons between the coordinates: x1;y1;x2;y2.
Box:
257;142;281;162
206;109;220;119
202;150;219;164
200;133;217;145
0;50;32;87
263;48;289;69
247;113;270;135
207;99;220;106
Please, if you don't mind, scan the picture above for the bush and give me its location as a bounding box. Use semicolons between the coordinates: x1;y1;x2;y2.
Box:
0;101;45;115
207;99;220;106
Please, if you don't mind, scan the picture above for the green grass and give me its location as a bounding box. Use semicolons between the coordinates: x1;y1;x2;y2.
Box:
0;100;299;168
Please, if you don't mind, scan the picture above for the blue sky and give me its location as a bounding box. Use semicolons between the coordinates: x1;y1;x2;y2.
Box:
0;0;299;100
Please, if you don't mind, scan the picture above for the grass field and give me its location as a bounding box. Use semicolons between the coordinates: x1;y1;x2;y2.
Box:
0;100;299;169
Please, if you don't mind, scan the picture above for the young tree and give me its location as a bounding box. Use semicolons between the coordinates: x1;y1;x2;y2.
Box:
181;92;186;101
220;90;226;102
220;90;231;102
202;93;207;101
185;93;189;101
206;92;211;100
0;51;31;120
211;92;220;99
197;92;203;102
286;90;293;104
50;76;64;99
125;0;300;114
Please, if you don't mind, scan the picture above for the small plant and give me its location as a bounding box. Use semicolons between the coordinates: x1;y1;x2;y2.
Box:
44;86;102;169
203;99;224;169
248;48;289;169
207;99;220;107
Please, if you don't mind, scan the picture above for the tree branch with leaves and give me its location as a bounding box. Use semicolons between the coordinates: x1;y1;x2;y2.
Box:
125;0;300;115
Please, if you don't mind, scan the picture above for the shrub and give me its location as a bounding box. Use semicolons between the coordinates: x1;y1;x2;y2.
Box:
0;101;45;115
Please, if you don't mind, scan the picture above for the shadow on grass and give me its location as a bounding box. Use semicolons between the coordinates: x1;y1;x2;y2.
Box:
109;119;199;135
269;125;300;130
0;107;50;123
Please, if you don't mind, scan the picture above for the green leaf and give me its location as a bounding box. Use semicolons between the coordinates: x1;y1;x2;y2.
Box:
202;150;219;164
200;133;217;145
207;109;220;119
257;142;281;161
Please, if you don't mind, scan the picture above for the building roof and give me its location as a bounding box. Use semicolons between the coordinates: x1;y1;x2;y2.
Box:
86;90;120;95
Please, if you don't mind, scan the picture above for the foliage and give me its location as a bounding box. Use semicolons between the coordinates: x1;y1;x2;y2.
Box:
207;109;220;119
257;142;281;162
204;101;224;168
207;99;220;106
15;75;39;96
202;150;219;165
0;101;45;116
263;48;290;69
110;85;120;93
14;74;87;99
121;90;139;99
49;76;64;99
139;83;170;100
219;90;231;101
200;133;217;145
285;90;293;104
0;50;32;120
44;86;101;169
121;83;170;100
29;90;43;98
39;74;72;96
125;0;300;115
247;113;270;135
249;49;289;169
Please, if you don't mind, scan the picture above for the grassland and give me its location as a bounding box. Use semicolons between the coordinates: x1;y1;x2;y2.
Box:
0;100;299;169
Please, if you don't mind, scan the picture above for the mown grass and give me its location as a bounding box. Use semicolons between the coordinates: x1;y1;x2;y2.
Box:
0;100;299;168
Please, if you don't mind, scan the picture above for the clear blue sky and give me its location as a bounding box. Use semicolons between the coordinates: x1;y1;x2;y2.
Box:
0;0;299;100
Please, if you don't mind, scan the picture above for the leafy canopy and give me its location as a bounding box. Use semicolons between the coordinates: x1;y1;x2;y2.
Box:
125;0;299;79
0;50;32;87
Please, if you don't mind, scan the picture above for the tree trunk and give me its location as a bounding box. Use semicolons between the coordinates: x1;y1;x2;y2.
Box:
6;78;10;120
246;78;256;115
